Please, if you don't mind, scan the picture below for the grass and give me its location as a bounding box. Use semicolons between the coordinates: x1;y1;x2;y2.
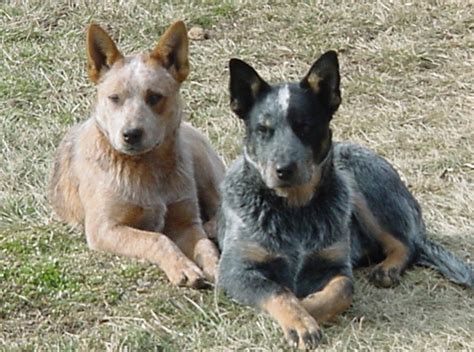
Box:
1;0;473;350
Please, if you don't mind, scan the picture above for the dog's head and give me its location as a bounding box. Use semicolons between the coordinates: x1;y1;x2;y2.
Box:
86;21;189;155
229;52;341;205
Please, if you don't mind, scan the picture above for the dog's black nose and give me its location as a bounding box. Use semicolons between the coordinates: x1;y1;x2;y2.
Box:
123;128;143;145
276;162;297;181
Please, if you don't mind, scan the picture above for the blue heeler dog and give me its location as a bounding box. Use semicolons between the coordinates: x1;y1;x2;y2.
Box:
216;51;473;349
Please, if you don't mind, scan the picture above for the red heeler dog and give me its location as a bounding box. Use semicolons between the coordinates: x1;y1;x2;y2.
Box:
49;21;225;288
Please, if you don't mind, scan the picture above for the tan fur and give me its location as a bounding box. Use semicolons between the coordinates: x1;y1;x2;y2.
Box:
240;242;282;263
353;192;410;287
306;72;321;94
273;136;332;208
49;21;225;288
275;165;322;207
274;151;332;207
301;275;353;323
86;24;123;84
307;240;349;263
261;291;321;349
150;21;189;83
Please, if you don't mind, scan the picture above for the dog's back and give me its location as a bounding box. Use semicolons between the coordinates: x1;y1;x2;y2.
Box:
49;123;84;227
334;142;473;287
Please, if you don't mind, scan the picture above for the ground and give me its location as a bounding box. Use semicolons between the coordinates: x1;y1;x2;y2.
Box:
1;1;473;351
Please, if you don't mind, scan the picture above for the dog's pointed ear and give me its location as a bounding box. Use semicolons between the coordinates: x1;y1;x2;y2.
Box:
150;21;189;83
300;51;341;113
86;23;123;84
229;58;270;119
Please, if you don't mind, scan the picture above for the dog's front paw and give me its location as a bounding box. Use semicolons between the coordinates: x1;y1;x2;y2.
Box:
194;238;219;283
370;264;401;288
263;292;323;349
282;314;322;350
167;257;208;289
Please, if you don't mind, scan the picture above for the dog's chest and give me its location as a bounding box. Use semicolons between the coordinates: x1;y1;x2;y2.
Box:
257;204;330;247
105;146;194;205
112;172;183;207
253;201;346;278
137;202;167;232
104;160;194;232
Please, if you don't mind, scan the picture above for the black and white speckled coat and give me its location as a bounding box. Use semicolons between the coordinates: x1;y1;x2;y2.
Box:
216;51;472;349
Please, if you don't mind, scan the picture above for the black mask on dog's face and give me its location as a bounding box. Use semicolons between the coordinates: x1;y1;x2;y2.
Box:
228;51;341;190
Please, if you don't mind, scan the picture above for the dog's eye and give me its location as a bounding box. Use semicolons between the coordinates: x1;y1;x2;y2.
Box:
256;124;272;137
146;93;163;106
108;94;120;103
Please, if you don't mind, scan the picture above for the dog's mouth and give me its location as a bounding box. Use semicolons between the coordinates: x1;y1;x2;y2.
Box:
271;176;311;191
268;179;297;189
119;141;161;156
121;146;146;156
244;149;313;190
265;171;310;190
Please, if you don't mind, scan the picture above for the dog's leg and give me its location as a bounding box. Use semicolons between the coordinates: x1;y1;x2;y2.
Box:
165;199;219;282
196;182;221;239
221;265;322;349
300;275;353;323
353;193;411;287
85;222;207;288
261;291;321;349
199;186;220;240
83;201;207;288
369;233;410;287
219;241;321;349
297;242;353;323
174;225;219;283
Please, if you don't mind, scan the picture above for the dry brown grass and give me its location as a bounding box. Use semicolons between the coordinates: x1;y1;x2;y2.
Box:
1;0;473;350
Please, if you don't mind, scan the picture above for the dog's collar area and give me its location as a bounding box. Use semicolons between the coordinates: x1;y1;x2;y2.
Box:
317;147;332;169
314;147;334;186
242;147;260;173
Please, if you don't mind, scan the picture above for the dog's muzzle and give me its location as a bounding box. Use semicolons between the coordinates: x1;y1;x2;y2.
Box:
122;128;144;146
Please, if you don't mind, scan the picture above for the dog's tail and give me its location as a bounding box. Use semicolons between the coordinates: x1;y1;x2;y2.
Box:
416;237;473;288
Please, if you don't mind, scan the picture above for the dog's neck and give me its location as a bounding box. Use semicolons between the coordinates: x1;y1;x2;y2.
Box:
84;119;186;207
